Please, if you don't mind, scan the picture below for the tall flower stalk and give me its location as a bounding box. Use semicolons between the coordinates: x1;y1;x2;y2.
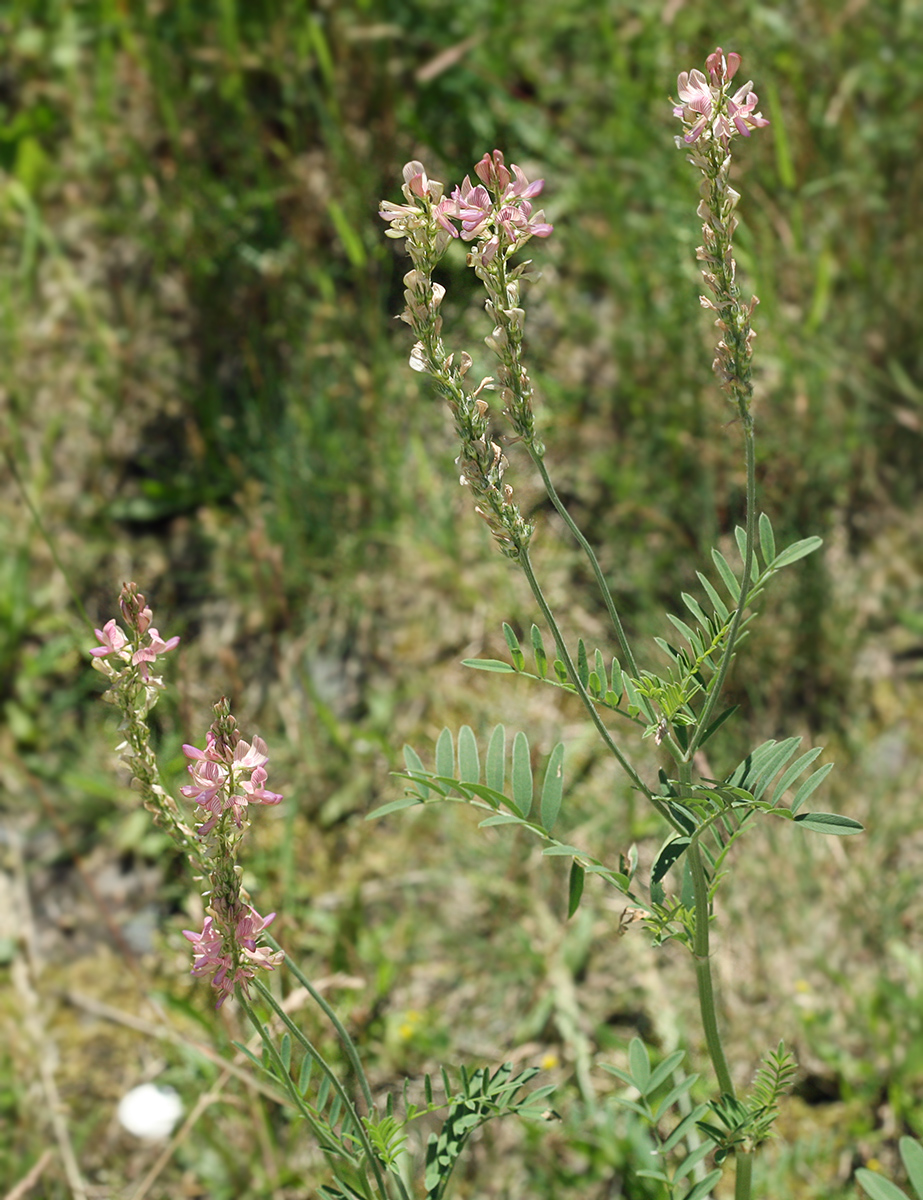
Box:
91;583;284;1009
377;48;806;1200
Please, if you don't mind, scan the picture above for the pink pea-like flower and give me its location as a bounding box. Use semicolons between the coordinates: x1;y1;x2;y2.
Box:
90;619;129;658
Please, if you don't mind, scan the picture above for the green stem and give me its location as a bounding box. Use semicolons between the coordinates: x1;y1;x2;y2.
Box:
268;934;375;1115
682;754;753;1200
248;982;391;1200
687;421;756;760
519;549;684;834
734;1151;753;1200
526;446;639;676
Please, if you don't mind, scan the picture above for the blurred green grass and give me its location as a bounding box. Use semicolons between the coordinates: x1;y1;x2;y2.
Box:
1;0;923;1196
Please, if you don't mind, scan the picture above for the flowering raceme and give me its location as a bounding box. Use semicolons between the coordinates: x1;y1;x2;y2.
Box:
673;46;769;147
91;584;284;1009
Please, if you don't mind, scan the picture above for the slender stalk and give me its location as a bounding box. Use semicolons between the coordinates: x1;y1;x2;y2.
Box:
525;446;639;676
519;548;685;835
268;934;375;1115
686;421;756;760
682;760;754;1200
247;983;391;1200
734;1152;753;1200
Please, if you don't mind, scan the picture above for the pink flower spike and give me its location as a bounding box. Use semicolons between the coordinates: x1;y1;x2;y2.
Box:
90;619;128;658
234;736;269;771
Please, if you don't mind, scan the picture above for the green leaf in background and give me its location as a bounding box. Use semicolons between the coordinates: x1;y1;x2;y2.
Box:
856;1170;912;1200
567;860;585;918
511;730;533;818
539;742;565;832
793;811;864;835
900;1136;923;1199
462;658;516;673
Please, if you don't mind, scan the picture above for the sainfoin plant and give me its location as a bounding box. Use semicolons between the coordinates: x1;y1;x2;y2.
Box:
92;49;866;1200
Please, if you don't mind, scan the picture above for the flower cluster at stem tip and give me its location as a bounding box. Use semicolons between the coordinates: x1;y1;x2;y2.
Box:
379;150;552;559
672;47;769;418
91;583;284;1008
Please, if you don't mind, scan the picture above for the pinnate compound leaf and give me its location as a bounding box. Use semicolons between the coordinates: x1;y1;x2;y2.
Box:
462;658;516;673
567;860;585;918
856;1171;912;1200
794;811;863;835
435;728;454;780
540;743;565;832
512;731;533;818
900;1137;923;1199
486;724;505;794
771;536;823;570
458;725;480;785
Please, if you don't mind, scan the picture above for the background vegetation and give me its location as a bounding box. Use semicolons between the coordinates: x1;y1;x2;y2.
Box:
1;0;922;1196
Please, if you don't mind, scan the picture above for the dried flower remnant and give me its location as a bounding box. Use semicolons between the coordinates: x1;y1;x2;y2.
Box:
672;48;769;419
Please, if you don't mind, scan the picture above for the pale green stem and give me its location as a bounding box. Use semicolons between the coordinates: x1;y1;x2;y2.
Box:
268;933;375;1115
526;445;641;677
248;982;393;1200
735;1152;753;1200
518;548;685;834
682;763;754;1200
686;421;756;760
